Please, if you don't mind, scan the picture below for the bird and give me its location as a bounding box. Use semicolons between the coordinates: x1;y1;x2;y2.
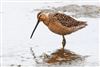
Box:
30;11;87;49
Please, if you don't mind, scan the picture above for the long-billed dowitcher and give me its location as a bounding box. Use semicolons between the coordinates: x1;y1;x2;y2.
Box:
30;11;87;49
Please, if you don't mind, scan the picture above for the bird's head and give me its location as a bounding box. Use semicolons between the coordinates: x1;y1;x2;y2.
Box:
37;11;49;21
30;11;49;39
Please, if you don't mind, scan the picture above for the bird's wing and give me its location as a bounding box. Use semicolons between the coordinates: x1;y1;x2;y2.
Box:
52;13;85;27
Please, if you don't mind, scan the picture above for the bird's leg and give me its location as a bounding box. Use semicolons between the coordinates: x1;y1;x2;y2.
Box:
62;35;66;50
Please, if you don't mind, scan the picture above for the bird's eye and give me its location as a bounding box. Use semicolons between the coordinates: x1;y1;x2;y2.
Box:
38;14;41;17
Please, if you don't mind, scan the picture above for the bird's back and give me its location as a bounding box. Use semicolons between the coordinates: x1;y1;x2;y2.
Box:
48;13;87;34
51;13;86;27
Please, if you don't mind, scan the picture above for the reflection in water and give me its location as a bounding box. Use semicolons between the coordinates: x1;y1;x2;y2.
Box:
30;47;89;67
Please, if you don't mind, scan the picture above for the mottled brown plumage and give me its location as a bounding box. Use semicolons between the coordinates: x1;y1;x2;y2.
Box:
48;12;87;35
30;11;87;49
53;13;86;27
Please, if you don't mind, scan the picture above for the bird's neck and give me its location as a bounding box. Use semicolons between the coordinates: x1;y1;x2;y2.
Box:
42;16;50;26
42;20;49;26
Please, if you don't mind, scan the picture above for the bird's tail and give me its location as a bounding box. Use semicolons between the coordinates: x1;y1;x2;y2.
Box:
78;21;87;28
71;21;87;32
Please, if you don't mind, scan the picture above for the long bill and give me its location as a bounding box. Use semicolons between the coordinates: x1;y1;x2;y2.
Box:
30;20;40;39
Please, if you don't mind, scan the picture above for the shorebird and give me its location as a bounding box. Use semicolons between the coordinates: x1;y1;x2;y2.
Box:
30;11;87;49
